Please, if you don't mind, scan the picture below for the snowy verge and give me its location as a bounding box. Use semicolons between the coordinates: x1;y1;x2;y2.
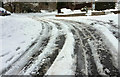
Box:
0;14;43;74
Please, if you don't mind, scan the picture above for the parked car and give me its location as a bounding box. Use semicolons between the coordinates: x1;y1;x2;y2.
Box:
0;7;11;16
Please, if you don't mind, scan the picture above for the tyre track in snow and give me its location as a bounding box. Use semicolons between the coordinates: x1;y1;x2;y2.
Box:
35;35;65;75
31;21;66;75
1;17;119;76
21;18;66;75
72;21;119;76
86;27;119;76
0;21;45;75
1;17;66;76
3;20;51;75
59;20;100;76
18;21;52;75
54;19;119;76
89;19;119;41
44;19;76;75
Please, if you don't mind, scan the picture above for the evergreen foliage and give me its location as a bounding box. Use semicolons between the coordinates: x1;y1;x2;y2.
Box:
95;2;115;11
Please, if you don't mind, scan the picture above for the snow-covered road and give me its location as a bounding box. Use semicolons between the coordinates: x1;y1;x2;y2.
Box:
0;14;119;76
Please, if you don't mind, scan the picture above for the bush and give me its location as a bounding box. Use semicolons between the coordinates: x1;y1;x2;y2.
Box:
95;2;115;11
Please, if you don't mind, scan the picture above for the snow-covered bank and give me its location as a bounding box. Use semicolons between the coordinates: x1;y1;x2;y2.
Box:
0;14;42;73
54;13;119;25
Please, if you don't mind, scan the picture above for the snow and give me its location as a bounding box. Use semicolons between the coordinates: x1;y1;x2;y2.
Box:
53;13;119;73
61;8;72;14
55;13;119;25
0;14;42;74
93;24;118;68
0;8;119;75
23;20;59;75
60;8;86;15
45;20;76;75
88;40;106;75
0;15;3;74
